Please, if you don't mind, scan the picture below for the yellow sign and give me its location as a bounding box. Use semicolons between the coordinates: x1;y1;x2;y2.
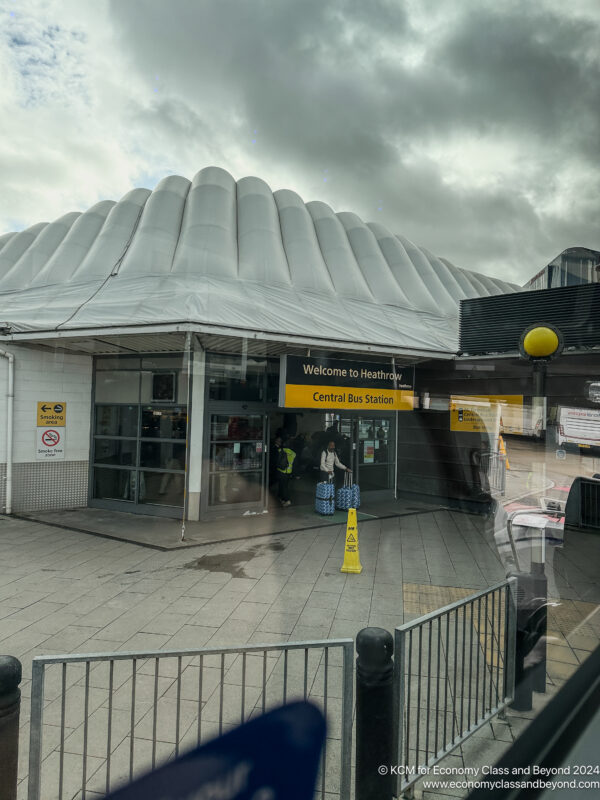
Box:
284;384;414;411
37;401;67;427
450;395;522;433
341;508;363;574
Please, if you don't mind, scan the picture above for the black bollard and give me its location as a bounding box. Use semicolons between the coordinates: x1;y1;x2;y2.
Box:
511;625;533;711
528;556;547;695
509;573;547;711
355;627;394;800
0;656;22;800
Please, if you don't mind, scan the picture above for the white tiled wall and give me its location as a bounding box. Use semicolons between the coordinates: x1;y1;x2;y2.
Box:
0;343;92;511
0;343;92;463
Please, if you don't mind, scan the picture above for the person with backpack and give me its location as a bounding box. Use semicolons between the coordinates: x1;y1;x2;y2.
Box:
320;440;351;484
274;436;296;507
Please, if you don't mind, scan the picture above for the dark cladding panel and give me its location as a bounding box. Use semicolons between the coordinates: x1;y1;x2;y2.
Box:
460;283;600;355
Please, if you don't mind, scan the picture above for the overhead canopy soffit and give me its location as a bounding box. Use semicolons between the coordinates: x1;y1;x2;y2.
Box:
0;166;519;353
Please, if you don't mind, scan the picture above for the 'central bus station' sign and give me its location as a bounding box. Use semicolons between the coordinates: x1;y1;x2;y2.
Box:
279;355;414;410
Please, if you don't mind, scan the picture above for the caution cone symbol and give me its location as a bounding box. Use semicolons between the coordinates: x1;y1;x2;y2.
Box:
341;508;362;574
498;435;510;469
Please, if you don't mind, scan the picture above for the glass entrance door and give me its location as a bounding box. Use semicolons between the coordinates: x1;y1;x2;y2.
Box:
335;414;396;493
206;414;267;511
357;416;395;492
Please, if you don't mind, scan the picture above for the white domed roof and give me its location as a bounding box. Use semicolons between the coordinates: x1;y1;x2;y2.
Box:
0;166;518;353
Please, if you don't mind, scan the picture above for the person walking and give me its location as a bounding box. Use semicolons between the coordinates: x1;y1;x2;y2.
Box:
274;436;296;507
320;440;351;484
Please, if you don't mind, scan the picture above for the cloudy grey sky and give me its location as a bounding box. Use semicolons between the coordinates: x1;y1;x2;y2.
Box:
1;0;599;284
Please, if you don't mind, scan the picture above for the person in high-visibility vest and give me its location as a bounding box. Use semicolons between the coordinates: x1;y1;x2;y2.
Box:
498;435;511;469
274;436;296;507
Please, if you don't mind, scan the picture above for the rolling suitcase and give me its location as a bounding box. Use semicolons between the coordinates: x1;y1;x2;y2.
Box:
336;471;361;510
336;471;352;510
315;476;335;515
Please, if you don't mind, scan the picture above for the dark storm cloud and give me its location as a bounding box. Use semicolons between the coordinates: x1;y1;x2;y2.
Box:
109;0;599;283
434;5;600;155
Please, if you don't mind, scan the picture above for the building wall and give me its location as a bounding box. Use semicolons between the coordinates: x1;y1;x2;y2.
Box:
0;343;92;512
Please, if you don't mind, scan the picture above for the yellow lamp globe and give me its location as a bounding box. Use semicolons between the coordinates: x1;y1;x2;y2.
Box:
522;326;560;358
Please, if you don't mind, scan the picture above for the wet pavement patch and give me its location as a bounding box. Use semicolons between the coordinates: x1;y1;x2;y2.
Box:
183;541;285;578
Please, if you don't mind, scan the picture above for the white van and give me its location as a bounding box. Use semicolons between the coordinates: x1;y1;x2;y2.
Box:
557;406;600;450
501;397;545;439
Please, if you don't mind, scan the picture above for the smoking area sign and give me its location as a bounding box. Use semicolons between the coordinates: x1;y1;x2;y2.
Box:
37;401;66;427
36;428;65;459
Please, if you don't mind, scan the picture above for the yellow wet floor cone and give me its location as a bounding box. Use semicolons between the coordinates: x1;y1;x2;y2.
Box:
341;508;362;574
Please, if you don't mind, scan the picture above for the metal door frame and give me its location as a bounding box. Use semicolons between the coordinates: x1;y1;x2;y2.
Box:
340;412;396;497
89;356;190;519
201;403;270;519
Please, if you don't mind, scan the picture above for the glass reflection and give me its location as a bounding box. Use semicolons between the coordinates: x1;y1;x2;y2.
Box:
140;441;186;470
93;468;134;501
141;407;187;439
94;438;137;466
141;471;184;507
211;415;264;441
95;405;138;437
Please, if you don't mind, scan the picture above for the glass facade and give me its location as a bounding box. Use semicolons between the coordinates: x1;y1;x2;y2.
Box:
206;353;279;402
202;355;400;513
92;355;188;510
207;414;266;507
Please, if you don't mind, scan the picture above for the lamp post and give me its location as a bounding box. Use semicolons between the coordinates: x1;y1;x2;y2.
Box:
512;324;563;701
519;325;563;399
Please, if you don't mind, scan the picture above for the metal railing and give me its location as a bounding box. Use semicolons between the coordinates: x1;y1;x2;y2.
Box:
579;478;600;529
394;578;517;797
28;638;354;800
565;476;600;530
485;452;507;496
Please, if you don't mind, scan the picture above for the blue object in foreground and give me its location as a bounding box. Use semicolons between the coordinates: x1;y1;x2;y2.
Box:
103;701;326;800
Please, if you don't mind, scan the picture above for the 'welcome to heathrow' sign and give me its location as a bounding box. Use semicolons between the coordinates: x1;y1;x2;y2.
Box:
279;356;414;411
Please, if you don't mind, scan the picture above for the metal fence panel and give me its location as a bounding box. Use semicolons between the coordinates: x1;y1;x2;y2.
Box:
580;479;600;529
27;638;354;800
394;578;517;796
483;452;506;497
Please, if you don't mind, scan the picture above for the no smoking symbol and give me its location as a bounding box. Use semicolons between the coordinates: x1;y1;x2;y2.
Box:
42;429;60;447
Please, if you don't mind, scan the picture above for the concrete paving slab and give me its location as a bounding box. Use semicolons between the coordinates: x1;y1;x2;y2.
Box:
16;498;440;550
2;508;598;799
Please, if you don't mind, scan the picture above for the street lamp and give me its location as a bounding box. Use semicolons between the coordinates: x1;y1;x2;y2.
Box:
511;324;564;705
519;324;563;396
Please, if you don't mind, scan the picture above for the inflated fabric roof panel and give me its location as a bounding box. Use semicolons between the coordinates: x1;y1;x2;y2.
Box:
72;189;151;282
0;213;80;291
0;232;17;254
237;175;291;287
273;189;335;294
306;201;374;301
337;212;411;307
31;203;115;287
119;175;190;276
0;166;520;353
172;166;238;279
0;222;48;285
